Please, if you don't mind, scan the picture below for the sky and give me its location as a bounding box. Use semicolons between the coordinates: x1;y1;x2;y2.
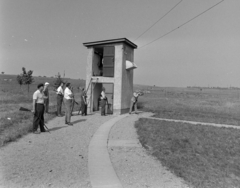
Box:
0;0;239;87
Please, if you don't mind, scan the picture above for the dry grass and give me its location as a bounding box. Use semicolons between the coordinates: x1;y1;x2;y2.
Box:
137;87;240;125
0;74;85;146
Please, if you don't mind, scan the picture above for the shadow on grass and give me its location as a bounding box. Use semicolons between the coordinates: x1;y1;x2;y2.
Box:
72;119;86;125
48;126;68;132
72;113;95;116
47;111;57;115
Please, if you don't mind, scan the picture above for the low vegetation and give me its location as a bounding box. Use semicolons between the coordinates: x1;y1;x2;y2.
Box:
0;74;85;146
137;87;240;125
135;119;240;188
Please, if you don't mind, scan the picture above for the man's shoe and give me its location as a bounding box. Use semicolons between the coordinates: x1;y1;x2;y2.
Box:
68;123;73;126
41;129;46;132
65;122;68;125
33;130;41;134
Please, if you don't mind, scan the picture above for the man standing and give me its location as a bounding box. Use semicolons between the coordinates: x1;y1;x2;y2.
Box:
64;83;74;125
129;90;142;114
32;83;48;134
56;82;64;117
100;87;108;116
70;86;78;116
43;82;50;113
80;88;87;116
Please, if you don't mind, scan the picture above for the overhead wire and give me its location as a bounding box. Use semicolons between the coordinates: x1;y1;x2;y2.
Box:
134;0;183;42
139;0;224;49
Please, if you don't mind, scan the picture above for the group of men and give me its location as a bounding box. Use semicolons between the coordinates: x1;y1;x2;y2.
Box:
32;82;142;134
32;82;87;134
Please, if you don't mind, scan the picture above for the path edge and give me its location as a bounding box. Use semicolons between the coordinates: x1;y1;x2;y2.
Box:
88;114;128;188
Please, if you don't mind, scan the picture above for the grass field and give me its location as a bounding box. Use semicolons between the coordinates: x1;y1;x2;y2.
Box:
137;86;240;125
135;86;240;188
135;119;240;188
0;74;85;146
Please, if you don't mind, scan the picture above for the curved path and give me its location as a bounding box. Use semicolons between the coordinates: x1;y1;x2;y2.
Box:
88;112;190;188
0;113;114;188
0;112;192;188
88;114;128;188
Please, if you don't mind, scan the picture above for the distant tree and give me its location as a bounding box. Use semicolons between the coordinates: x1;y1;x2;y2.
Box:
16;75;23;89
21;67;34;93
1;72;4;74
54;72;64;89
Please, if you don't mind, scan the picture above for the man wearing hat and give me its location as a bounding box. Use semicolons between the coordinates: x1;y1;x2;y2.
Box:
43;82;50;113
32;83;48;134
64;83;74;125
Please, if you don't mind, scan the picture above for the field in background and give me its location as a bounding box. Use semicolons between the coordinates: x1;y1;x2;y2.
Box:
0;74;85;146
135;86;240;188
136;86;240;125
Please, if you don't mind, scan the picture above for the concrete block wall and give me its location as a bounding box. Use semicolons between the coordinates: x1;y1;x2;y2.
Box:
113;44;123;113
85;42;135;114
121;44;134;111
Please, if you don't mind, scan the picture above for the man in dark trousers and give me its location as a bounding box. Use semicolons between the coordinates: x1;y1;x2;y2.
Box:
80;88;87;116
100;87;108;116
43;82;50;113
32;83;48;134
64;83;74;125
56;82;64;117
129;90;142;114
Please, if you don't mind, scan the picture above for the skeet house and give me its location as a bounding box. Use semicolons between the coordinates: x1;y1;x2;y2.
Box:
83;38;138;114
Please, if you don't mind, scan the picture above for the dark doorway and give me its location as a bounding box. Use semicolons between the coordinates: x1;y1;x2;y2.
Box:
92;83;114;114
92;46;115;77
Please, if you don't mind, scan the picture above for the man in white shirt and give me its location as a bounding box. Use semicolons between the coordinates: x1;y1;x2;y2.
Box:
56;82;64;117
64;83;74;125
32;83;48;134
129;90;142;114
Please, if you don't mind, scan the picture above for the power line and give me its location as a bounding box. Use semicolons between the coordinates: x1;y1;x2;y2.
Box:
139;0;224;49
134;0;183;42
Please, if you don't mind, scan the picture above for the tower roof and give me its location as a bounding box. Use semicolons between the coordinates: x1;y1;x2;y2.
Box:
83;38;137;49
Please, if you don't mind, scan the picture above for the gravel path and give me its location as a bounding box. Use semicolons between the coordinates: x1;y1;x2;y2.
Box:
108;112;191;188
0;112;114;188
1;111;192;188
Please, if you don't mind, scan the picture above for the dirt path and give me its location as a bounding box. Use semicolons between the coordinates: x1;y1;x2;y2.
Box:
108;112;191;188
0;113;114;188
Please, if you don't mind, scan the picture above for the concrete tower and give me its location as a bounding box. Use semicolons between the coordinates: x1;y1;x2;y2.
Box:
83;38;137;114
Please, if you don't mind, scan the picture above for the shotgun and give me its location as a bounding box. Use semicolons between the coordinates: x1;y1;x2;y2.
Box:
19;107;50;133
